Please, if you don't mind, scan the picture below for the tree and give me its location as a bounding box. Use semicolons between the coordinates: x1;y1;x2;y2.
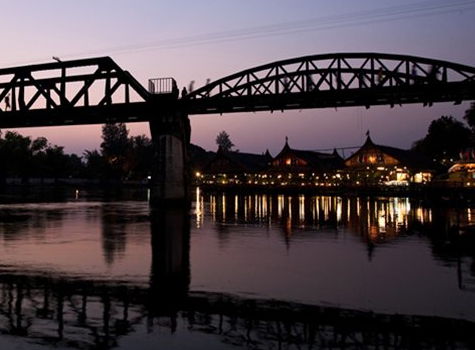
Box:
215;130;235;152
44;145;68;180
83;149;107;179
0;131;34;182
101;123;129;157
100;123;130;180
463;102;475;133
125;135;153;180
412;115;472;163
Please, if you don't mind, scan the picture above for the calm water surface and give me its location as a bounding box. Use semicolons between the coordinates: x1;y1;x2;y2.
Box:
0;188;475;349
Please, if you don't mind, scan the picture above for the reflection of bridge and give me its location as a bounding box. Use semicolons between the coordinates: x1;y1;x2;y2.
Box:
1;53;475;204
2;273;475;349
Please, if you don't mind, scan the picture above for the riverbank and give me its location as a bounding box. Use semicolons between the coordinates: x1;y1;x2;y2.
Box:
2;177;475;205
197;182;475;203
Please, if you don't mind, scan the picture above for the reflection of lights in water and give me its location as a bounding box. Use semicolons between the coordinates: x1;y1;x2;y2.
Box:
202;193;444;233
310;198;315;221
288;196;292;219
235;195;238;221
393;197;410;226
416;208;424;224
336;197;342;223
222;193;226;220
388;200;394;221
468;208;472;223
346;197;350;220
278;195;284;217
75;189;79;200
324;197;330;220
244;196;248;221
366;200;371;230
369;224;379;240
315;198;320;221
262;195;268;218
378;209;386;233
147;189;150;202
255;194;260;218
247;196;252;220
210;195;216;222
195;187;202;228
286;217;292;236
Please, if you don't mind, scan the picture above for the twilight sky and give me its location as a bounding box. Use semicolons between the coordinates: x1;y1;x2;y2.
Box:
2;0;475;157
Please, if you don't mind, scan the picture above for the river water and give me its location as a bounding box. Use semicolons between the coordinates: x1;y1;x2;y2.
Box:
0;187;475;349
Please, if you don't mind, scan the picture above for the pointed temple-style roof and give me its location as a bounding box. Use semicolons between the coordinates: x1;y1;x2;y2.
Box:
346;135;437;170
272;138;344;172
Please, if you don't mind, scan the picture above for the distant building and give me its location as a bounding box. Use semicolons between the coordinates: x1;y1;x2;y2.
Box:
447;148;475;186
344;135;437;186
263;139;344;186
196;147;271;185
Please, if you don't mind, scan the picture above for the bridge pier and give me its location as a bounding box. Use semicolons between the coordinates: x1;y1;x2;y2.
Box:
148;109;191;207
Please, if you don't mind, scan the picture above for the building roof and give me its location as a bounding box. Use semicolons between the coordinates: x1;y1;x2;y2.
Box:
346;135;437;171
273;139;344;172
201;147;272;174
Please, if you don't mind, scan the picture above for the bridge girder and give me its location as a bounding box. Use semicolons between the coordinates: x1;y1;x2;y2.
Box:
1;53;475;128
0;57;176;128
184;52;475;114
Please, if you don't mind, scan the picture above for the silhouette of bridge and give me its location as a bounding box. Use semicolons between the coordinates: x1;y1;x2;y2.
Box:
184;52;475;114
1;53;474;127
1;53;474;203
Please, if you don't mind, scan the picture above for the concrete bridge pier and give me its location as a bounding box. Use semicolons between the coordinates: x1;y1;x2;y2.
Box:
148;109;191;207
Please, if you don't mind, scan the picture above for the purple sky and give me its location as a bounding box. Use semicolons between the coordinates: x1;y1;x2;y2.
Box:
2;0;475;157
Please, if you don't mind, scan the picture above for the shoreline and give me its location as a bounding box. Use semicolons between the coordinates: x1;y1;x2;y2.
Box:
1;178;474;204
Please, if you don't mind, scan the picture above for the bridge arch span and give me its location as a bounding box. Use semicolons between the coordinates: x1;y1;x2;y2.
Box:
184;52;475;114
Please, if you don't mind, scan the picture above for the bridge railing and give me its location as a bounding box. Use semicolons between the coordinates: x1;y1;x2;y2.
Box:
149;77;178;95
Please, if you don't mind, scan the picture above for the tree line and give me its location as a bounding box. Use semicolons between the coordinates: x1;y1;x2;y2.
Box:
412;102;475;162
0;123;153;184
1;103;474;184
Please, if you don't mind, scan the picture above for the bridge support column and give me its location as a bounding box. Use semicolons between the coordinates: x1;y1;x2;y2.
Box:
148;110;191;207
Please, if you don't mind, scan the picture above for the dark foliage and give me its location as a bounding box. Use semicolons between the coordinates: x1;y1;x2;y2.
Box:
412;115;472;163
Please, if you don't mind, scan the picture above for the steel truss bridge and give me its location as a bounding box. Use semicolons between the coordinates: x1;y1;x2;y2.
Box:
0;52;474;128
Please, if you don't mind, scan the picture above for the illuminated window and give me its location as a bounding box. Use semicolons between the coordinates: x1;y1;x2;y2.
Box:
396;172;409;181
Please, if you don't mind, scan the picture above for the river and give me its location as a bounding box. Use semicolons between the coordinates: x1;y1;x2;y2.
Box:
0;187;474;349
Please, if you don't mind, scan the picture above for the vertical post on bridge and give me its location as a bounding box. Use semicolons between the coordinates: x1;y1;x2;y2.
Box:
148;108;191;207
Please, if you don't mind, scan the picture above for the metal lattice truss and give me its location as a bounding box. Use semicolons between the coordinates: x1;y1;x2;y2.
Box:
1;53;475;127
184;53;475;114
0;57;173;128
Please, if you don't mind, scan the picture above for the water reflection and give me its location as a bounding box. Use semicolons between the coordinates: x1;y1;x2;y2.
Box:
1;192;475;349
0;205;191;349
197;190;475;294
1;274;475;349
198;191;474;243
149;207;190;308
101;205;128;266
